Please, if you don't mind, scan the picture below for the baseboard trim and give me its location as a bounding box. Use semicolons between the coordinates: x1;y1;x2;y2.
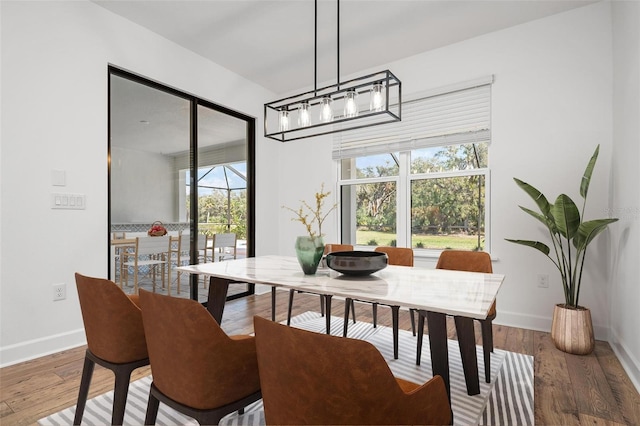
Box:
493;309;609;341
0;328;86;368
609;328;640;393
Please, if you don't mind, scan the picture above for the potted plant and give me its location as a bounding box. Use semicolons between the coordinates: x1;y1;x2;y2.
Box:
506;145;617;354
283;184;337;274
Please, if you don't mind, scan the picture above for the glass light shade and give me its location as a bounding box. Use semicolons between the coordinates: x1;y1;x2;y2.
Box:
319;97;333;123
298;102;311;127
278;110;290;132
344;90;358;118
370;83;384;112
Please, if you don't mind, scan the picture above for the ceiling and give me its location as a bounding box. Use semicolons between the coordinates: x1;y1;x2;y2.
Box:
94;0;596;95
110;74;249;154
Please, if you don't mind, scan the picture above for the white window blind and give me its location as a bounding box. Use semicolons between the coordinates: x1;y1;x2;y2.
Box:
332;76;493;159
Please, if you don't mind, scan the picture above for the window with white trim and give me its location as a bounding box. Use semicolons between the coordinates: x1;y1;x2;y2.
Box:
336;77;492;253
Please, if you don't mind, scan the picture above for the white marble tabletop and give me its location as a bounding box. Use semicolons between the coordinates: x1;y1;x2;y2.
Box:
178;255;504;320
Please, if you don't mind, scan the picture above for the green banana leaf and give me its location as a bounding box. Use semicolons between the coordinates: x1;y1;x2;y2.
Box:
519;206;556;231
573;218;619;250
580;145;599;199
551;194;580;239
513;178;552;218
504;239;550;256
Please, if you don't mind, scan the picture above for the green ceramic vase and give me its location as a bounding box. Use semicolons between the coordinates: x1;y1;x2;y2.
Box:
294;236;325;275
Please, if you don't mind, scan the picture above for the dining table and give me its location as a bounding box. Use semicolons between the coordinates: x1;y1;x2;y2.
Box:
177;255;505;400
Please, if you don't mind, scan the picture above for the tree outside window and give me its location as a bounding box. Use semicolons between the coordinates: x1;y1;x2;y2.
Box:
339;142;488;251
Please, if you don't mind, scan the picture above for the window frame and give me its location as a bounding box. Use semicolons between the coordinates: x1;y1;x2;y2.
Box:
337;148;490;257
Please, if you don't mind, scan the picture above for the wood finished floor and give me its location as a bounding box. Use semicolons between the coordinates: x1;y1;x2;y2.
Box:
1;291;639;426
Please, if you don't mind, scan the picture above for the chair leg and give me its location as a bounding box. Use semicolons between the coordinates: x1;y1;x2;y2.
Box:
167;261;172;296
416;311;425;366
481;319;494;383
271;286;277;321
410;308;416;336
391;305;400;359
144;389;160;425
319;294;325;316
111;366;135;425
343;298;352;337
134;264;139;294
73;355;95;425
350;299;356;323
372;303;378;328
287;289;295;325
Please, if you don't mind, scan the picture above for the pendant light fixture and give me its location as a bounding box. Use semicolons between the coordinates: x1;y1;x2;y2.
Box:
264;0;401;142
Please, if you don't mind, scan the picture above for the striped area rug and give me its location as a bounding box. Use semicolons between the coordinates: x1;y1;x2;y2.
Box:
39;312;533;426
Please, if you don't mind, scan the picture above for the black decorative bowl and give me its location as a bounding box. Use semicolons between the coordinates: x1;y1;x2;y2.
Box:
325;251;388;276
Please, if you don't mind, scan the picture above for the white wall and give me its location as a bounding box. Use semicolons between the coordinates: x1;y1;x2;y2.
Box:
110;146;176;223
278;4;616;334
0;0;280;365
610;0;640;391
276;1;640;386
2;1;638;390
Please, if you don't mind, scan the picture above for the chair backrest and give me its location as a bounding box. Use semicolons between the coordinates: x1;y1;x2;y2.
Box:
212;232;236;249
196;233;209;249
135;235;171;257
374;246;414;266
138;290;260;410
436;250;492;273
168;233;186;260
436;250;495;315
212;233;237;260
323;243;353;255
75;273;147;363
253;316;451;425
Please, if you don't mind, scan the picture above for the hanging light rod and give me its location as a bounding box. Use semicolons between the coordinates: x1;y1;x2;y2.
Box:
264;0;401;142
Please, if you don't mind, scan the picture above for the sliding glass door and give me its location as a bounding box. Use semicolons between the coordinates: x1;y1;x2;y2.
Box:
108;67;255;302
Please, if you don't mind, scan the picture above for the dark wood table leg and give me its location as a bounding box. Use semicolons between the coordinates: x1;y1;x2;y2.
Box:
323;294;332;334
391;305;399;359
426;311;451;403
454;316;480;395
206;276;230;324
271;286;276;321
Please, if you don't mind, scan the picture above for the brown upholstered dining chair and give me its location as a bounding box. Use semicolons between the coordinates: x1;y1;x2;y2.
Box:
416;250;495;383
74;273;149;426
138;290;261;425
253;316;452;425
286;243;355;326
342;246;414;337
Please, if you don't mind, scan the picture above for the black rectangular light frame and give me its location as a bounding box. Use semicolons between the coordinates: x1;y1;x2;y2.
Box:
264;70;401;142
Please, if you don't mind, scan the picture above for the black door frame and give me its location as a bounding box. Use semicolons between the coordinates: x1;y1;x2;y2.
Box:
107;66;256;300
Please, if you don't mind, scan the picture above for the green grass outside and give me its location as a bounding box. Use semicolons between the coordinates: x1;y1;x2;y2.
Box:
356;230;483;251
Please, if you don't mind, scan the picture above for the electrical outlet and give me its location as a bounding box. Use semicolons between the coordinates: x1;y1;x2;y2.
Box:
53;283;66;301
537;274;549;288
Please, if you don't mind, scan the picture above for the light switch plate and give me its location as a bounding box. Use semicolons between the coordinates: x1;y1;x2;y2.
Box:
51;193;86;210
51;170;66;186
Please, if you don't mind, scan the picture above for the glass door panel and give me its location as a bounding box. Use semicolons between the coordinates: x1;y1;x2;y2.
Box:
109;74;190;295
195;104;251;300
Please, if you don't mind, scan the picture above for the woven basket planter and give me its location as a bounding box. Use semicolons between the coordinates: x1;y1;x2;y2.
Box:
551;304;595;355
